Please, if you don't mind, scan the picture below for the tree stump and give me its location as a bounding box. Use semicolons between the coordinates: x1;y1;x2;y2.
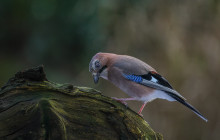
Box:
0;66;163;140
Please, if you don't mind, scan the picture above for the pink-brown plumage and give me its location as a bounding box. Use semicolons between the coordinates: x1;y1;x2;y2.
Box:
89;52;208;122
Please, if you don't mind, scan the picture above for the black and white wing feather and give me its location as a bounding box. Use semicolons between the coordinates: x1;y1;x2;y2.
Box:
123;71;208;122
123;71;186;100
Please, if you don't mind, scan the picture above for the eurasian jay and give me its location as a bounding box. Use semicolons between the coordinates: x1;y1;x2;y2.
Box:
89;53;208;122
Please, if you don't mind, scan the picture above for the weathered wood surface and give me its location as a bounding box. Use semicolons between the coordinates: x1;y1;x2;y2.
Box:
0;66;163;140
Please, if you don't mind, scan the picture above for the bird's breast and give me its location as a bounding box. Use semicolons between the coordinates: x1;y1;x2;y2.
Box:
109;74;155;101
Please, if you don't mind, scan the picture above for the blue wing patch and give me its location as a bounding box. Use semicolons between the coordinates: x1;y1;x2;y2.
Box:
123;74;143;83
123;72;173;89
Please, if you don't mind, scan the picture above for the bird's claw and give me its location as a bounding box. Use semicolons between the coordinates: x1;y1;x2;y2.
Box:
111;97;128;106
138;113;144;117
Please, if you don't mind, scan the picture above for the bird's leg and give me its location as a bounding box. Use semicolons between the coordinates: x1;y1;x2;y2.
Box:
138;102;147;116
111;97;136;106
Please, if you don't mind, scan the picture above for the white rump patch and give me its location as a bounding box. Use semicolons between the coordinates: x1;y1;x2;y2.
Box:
140;90;176;103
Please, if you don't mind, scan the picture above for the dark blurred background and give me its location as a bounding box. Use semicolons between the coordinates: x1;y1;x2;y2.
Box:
0;0;220;139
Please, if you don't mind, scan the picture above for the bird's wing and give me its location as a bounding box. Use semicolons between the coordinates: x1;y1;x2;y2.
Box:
113;61;207;121
123;71;186;100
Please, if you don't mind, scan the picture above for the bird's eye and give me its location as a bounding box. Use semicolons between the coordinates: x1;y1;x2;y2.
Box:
95;61;101;68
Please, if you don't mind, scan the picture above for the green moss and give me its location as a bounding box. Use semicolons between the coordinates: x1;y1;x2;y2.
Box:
0;66;163;140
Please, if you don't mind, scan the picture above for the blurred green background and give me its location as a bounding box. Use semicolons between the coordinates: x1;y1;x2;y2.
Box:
0;0;220;139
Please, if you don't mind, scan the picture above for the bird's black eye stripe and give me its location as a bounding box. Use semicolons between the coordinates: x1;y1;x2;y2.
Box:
99;65;107;73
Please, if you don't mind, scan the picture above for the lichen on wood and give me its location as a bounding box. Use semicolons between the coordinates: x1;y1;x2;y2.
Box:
0;65;163;140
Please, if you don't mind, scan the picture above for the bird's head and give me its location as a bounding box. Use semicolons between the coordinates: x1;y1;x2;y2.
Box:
89;53;110;84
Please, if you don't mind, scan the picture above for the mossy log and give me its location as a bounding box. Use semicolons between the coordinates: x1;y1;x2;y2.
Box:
0;66;163;140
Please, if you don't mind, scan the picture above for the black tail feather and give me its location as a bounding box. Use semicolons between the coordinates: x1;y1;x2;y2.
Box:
167;92;208;122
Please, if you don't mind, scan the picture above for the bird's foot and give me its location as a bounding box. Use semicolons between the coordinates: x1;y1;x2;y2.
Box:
138;112;144;117
139;114;144;118
111;97;128;106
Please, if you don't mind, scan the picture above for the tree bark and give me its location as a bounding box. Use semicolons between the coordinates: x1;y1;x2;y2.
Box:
0;65;163;140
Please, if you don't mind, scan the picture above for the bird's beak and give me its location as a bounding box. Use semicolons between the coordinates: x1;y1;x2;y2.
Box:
93;73;100;84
